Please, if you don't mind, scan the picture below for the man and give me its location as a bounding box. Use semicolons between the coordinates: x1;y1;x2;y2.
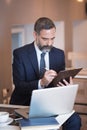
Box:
10;17;81;130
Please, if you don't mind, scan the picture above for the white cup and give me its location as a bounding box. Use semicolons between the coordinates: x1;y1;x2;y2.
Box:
0;112;9;123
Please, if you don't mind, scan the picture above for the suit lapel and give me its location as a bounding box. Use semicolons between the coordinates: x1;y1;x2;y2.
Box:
49;48;57;70
49;52;54;69
27;43;40;77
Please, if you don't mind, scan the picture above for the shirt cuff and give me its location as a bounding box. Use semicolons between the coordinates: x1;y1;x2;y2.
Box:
38;79;43;89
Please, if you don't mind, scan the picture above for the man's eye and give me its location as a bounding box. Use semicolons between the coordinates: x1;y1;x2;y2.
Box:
51;38;55;40
42;38;48;41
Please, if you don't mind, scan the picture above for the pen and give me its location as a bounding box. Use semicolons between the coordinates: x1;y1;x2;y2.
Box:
14;117;23;121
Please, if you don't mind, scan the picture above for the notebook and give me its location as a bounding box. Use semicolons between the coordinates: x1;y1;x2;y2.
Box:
18;116;59;130
15;84;78;119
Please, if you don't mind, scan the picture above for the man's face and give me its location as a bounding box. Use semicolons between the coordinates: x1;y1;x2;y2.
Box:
34;28;56;52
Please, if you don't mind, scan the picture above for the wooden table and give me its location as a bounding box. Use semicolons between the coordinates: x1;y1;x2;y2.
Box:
0;104;75;130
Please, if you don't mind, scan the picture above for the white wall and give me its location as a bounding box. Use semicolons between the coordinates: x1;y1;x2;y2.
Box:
73;20;87;68
54;21;65;51
73;20;87;52
11;21;65;51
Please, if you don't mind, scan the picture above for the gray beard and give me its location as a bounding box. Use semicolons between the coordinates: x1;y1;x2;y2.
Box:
37;43;52;53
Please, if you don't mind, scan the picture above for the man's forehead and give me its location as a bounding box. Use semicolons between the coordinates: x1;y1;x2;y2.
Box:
39;28;56;37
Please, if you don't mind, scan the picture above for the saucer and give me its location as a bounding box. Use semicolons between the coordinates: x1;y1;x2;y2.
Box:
0;117;13;127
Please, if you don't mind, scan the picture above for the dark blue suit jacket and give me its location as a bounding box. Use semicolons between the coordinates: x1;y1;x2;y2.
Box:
10;42;65;105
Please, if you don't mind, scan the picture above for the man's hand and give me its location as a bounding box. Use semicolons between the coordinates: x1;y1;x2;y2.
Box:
57;76;73;87
40;69;57;88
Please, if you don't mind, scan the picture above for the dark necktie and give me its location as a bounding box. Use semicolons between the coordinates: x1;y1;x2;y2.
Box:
40;52;46;78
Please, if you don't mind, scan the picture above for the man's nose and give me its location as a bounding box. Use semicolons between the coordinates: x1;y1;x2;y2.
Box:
47;39;53;46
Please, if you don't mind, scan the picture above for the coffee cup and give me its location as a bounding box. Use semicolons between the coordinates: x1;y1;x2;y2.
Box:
0;112;9;123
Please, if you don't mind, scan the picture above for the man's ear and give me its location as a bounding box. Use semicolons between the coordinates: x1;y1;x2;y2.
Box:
33;31;37;39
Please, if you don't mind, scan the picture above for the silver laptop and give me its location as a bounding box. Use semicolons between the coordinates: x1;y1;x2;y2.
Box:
15;84;78;119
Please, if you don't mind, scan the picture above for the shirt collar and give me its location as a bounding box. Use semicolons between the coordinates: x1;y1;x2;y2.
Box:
34;41;42;55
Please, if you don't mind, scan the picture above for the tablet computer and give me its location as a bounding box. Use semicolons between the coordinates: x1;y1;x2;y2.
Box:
52;68;82;86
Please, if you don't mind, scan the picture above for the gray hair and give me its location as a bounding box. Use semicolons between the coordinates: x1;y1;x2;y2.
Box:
34;17;56;34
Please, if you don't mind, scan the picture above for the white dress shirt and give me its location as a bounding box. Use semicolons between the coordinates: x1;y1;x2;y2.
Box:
34;42;49;89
